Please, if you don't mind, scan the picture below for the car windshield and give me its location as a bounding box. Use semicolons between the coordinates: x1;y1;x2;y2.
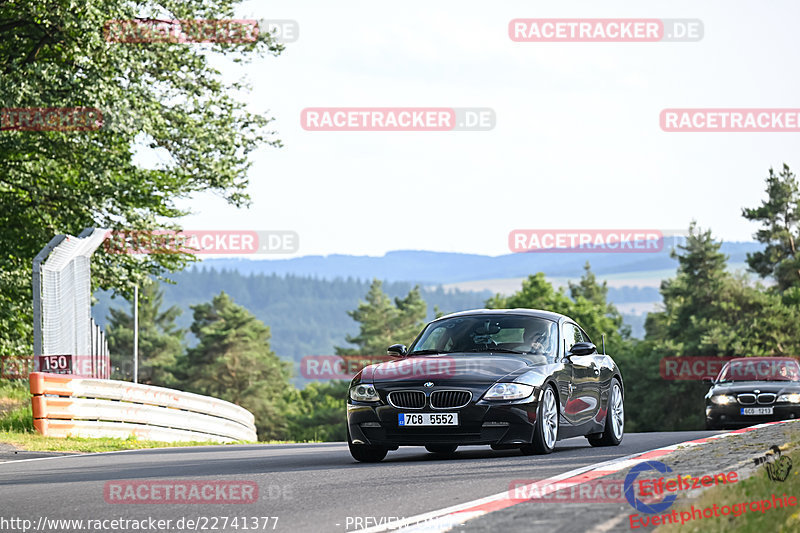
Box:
716;359;800;382
409;315;559;357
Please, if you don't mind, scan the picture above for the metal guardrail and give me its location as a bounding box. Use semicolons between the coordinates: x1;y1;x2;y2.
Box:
30;372;257;443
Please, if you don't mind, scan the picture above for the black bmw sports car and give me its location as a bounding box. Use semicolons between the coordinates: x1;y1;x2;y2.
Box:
704;357;800;430
346;309;625;462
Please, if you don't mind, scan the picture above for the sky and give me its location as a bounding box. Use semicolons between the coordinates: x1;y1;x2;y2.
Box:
167;0;800;258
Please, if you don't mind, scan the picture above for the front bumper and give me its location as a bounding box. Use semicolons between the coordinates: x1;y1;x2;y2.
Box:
705;403;800;428
347;399;539;447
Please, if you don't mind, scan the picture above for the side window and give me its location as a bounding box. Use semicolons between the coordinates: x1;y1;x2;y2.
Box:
562;323;576;353
563;323;585;353
577;326;592;344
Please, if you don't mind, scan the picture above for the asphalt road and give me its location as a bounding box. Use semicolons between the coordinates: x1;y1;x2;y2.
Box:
0;432;718;533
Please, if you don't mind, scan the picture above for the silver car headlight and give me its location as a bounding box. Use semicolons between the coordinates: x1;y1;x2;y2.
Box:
710;394;737;405
349;383;379;402
778;393;800;403
483;383;535;401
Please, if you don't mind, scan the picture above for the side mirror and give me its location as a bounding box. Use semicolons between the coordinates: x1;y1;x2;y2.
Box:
387;344;407;357
568;342;597;357
702;376;715;384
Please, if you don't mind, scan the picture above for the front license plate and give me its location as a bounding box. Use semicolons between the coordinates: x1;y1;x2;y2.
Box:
741;407;773;415
398;413;458;426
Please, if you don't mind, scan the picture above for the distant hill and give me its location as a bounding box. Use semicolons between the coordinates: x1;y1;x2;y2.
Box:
197;241;762;284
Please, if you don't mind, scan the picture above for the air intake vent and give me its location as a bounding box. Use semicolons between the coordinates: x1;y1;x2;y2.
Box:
738;393;756;405
757;393;776;404
388;391;425;409
430;390;472;409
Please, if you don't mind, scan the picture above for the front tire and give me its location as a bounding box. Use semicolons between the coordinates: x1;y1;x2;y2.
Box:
521;384;559;455
588;378;624;447
349;441;388;462
348;427;388;463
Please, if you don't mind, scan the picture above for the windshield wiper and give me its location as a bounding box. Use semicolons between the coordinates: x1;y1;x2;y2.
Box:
467;347;527;354
407;349;452;355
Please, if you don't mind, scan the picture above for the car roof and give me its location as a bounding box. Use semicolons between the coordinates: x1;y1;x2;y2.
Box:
433;308;568;323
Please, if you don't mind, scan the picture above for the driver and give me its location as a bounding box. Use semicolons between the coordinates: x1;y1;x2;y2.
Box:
779;363;800;381
524;325;552;355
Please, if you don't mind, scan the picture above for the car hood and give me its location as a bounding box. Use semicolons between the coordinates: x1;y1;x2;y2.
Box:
710;381;800;395
360;353;554;386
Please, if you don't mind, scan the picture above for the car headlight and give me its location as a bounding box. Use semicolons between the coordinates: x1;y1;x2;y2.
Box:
778;393;800;403
349;383;379;402
483;383;535;401
710;394;737;405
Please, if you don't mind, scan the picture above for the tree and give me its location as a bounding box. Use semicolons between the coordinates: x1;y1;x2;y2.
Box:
486;272;573;312
177;292;292;440
390;284;428;347
0;0;283;355
106;279;184;386
568;262;631;352
655;221;731;354
286;281;428;442
336;280;427;355
285;381;349;442
487;267;629;354
569;262;610;307
742;164;800;292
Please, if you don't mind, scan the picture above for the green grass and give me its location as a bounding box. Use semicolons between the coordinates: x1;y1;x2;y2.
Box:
0;380;32;432
0;431;245;452
656;445;800;533
0;380;30;402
